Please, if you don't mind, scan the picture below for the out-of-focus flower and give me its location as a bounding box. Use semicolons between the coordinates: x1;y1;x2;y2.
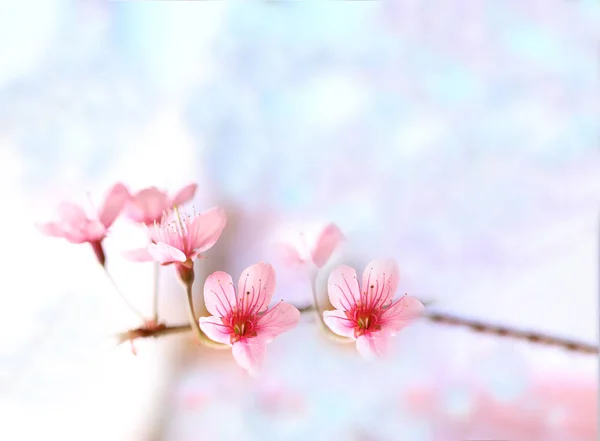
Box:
125;183;197;225
199;262;301;376
323;259;424;360
36;183;130;266
277;222;344;269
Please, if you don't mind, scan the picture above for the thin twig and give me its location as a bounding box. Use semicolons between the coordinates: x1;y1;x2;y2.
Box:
117;323;188;345
117;307;599;355
103;267;146;320
152;261;160;322
183;281;229;349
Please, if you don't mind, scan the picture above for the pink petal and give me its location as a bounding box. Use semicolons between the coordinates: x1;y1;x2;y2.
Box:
124;203;146;224
170;183;197;207
232;337;268;376
327;265;360;311
37;219;102;244
127;187;167;224
57;202;87;222
361;259;400;308
79;220;107;242
356;332;391;361
36;221;67;238
256;302;300;341
148;225;161;243
61;233;89;244
46;224;88;243
98;183;130;227
323;310;355;338
123;247;154;262
380;295;424;334
199;316;232;345
188;250;206;261
237;262;276;314
203;271;237;317
276;242;306;267
311;223;343;268
148;242;187;264
63;219;106;243
188;207;227;253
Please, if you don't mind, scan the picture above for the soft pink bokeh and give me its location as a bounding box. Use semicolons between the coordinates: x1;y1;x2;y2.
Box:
406;373;598;441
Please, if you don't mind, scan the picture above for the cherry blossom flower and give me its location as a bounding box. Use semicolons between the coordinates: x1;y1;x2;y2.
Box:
125;206;227;281
277;222;344;269
199;262;301;376
323;259;424;360
36;183;130;266
125;183;197;225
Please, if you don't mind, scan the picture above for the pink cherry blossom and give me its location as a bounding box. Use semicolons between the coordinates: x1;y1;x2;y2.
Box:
278;222;344;269
36;183;130;265
125;206;227;269
323;259;424;360
199;262;301;376
125;183;197;225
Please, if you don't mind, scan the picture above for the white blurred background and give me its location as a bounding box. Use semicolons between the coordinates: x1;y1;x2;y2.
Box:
0;0;598;440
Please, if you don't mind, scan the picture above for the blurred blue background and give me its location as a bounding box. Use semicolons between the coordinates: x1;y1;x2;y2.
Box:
0;0;598;440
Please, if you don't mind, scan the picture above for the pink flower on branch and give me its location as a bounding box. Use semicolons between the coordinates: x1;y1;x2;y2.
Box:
125;206;227;282
323;259;424;360
277;222;344;269
125;183;197;226
199;263;301;376
36;183;130;266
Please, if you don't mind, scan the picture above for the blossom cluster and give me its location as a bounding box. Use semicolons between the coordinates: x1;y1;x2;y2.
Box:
37;182;424;375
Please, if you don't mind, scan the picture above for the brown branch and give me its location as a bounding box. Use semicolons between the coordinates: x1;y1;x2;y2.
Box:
425;312;599;354
116;306;598;355
117;323;189;344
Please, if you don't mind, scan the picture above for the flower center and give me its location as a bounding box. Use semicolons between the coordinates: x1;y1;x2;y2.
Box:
153;206;198;253
356;314;371;330
227;315;258;344
357;312;380;330
349;304;382;338
233;321;249;336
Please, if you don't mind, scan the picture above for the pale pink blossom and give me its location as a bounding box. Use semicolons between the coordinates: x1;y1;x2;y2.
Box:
199;262;301;376
277;223;344;269
323;259;424;360
125;183;197;225
36;183;130;265
125;206;227;269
